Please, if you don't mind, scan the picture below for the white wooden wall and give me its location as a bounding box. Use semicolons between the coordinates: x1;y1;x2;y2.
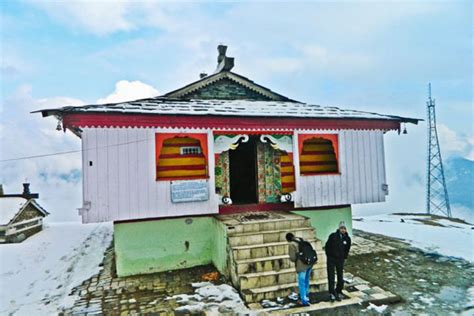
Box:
80;127;219;223
293;130;387;208
79;127;387;223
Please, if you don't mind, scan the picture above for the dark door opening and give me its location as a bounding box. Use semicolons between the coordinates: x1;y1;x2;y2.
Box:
229;136;258;204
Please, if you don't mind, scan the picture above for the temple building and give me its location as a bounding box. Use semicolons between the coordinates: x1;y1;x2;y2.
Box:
35;45;420;302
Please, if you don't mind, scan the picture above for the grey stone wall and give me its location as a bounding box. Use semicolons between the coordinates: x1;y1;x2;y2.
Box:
183;79;272;101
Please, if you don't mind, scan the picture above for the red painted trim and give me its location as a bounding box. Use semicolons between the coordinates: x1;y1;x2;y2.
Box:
218;203;296;214
300;161;338;166
157;164;207;171
302;150;335;155
156;175;210;181
280;162;294;167
218;203;352;214
280;171;294;177
162;142;202;147
159;153;204;158
213;130;294;135
281;182;296;188
62;113;401;131
301;171;341;176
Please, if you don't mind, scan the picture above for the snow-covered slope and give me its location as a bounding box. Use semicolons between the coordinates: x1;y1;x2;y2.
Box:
0;222;112;315
354;214;473;262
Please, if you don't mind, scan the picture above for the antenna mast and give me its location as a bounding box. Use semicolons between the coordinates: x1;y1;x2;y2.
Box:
426;83;452;217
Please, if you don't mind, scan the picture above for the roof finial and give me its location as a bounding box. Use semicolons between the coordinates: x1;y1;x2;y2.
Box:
215;44;234;73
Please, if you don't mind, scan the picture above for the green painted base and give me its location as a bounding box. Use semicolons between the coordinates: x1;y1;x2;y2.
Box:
291;206;352;244
114;216;228;277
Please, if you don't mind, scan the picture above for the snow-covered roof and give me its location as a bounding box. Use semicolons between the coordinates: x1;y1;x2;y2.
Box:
0;197;48;226
35;98;420;124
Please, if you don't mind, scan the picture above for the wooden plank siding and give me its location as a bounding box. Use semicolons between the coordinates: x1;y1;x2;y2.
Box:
80;128;387;223
81;128;218;223
294;130;387;208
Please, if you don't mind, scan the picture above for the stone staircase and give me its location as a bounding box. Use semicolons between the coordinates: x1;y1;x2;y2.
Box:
216;212;328;303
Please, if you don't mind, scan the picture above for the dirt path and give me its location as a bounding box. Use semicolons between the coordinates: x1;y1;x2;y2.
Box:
320;229;474;315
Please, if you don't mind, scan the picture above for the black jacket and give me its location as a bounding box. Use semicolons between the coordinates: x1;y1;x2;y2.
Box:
325;230;351;260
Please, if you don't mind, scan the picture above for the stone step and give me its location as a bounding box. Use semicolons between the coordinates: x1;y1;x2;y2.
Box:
242;280;329;303
239;267;328;290
235;253;327;274
225;217;312;236
232;239;322;261
228;227;315;247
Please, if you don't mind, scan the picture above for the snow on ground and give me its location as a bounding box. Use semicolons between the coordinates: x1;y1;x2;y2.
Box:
354;214;474;262
0;221;113;315
365;303;388;313
167;281;249;315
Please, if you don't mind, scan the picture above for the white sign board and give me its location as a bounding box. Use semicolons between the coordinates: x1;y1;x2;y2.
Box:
171;180;209;203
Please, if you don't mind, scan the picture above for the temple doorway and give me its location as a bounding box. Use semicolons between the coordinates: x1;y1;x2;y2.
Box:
229;136;258;204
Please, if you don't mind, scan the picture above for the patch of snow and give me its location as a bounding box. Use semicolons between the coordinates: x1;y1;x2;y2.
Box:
175;301;206;314
354;214;474;262
196;284;241;303
462;286;474;314
366;303;388;313
168;282;248;315
0;222;113;315
419;296;435;306
191;281;213;288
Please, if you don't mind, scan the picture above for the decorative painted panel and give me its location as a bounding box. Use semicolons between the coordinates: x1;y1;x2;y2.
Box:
280;153;295;193
257;142;281;203
156;134;209;180
214;151;230;197
299;136;339;175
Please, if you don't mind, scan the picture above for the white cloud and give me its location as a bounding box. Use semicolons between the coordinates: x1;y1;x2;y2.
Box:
30;0;133;36
1;86;84;222
1;80;160;222
96;80;159;104
29;0;190;36
437;123;473;160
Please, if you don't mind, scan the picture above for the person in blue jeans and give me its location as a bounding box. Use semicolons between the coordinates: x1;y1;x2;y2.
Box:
286;232;314;306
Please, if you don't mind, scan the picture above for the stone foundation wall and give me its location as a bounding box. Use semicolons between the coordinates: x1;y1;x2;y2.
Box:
114;216;228;277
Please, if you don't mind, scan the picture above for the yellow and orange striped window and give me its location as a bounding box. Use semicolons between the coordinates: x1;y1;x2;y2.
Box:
280;153;295;193
299;135;339;175
155;134;208;181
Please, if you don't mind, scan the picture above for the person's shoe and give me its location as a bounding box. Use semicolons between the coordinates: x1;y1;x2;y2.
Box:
337;293;344;301
330;294;336;302
297;299;310;306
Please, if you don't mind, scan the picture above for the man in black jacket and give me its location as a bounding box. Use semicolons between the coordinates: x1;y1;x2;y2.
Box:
325;221;351;302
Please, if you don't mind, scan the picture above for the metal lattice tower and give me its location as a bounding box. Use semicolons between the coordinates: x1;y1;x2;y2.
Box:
426;83;451;217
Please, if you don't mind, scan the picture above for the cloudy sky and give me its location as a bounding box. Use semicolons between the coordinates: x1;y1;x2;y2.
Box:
1;1;472;221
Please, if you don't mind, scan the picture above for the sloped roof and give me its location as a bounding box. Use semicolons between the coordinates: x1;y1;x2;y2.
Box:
36;97;420;124
0;197;49;226
164;71;297;102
